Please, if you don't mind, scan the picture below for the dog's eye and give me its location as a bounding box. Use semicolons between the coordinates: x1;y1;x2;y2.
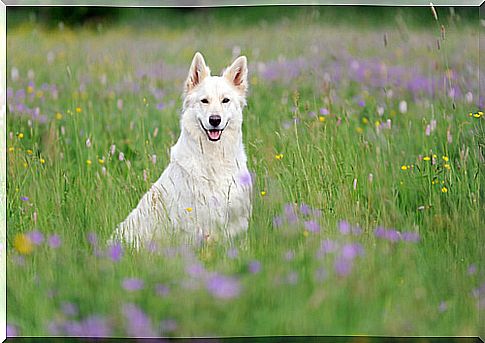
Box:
222;98;230;104
201;99;209;104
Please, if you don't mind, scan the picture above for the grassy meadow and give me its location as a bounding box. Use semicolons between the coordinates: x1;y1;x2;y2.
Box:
5;7;485;338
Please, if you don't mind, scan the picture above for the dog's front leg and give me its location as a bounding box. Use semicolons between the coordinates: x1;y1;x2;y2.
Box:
110;185;165;249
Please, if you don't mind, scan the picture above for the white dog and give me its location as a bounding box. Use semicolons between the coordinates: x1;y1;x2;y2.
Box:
111;52;252;247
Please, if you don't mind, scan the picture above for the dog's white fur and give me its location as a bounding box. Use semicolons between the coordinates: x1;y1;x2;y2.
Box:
111;52;252;247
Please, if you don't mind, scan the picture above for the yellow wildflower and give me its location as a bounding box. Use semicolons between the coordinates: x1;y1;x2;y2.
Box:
318;116;326;122
86;159;92;166
303;230;309;237
441;186;448;193
362;117;369;124
27;86;34;94
40;158;45;164
444;164;450;170
55;112;63;120
98;159;105;165
18;133;24;139
401;165;408;171
375;121;381;127
8;147;14;153
186;207;193;213
468;112;473;117
442;156;449;162
356;127;364;134
275;154;284;160
260;191;267;197
26;149;33;155
473;112;482;118
423;156;431;161
14;233;33;255
76;107;82;113
23;162;28;168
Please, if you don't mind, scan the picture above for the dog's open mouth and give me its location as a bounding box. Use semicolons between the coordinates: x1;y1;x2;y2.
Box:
199;120;229;142
207;130;222;141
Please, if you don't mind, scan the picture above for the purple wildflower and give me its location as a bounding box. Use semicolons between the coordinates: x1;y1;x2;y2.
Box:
7;324;18;337
358;100;366;107
284;203;298;223
155;284;170;297
108;243;123;262
186;262;206;278
20;196;29;202
385;229;401;242
304;220;320;233
401;231;420;243
122;303;156;337
374;226;386;238
48;234;61;248
62;321;83;336
109;144;116;156
299;203;311;216
341;243;365;260
317;239;338;257
338;220;351;235
273;215;284;228
122;278;144;291
319;108;329;115
238;170;252;186
206;274;241;299
334;257;353;277
28;230;44;245
80;316;112;337
248;260;261;274
374;227;401;242
156;102;165;110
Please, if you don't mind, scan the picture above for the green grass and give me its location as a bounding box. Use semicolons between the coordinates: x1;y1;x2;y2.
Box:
6;8;484;338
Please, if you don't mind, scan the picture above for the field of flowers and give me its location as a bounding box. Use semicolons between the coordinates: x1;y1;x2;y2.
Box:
5;7;484;338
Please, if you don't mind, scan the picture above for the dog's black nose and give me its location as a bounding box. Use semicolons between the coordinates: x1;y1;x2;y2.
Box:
209;115;221;127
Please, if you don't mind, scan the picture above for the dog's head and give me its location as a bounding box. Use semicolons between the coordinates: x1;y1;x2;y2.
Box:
181;52;248;143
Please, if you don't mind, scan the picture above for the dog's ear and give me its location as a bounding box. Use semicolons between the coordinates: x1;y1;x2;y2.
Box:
223;56;248;94
185;52;210;95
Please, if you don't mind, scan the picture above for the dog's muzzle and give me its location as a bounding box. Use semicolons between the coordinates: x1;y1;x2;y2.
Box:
199;119;229;142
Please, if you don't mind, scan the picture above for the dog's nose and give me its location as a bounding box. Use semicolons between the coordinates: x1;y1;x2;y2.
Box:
209;115;221;127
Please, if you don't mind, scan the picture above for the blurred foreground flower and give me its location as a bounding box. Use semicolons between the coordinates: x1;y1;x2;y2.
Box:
122;303;157;337
206;274;241;299
122;278;144;291
14;234;33;254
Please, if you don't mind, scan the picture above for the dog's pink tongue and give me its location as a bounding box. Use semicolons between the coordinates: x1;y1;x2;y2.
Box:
209;130;221;140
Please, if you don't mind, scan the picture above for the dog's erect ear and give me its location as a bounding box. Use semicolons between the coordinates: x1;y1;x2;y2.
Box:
185;52;210;95
223;56;248;94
